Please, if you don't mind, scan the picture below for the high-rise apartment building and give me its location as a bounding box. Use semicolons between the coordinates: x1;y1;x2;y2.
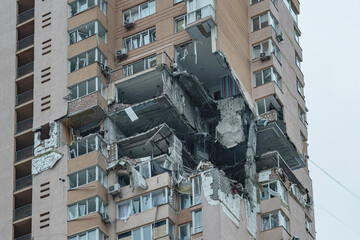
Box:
0;0;314;239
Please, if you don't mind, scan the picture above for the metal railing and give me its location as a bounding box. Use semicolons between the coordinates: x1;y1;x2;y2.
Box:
15;175;32;192
14;204;32;221
15;146;33;162
17;8;34;25
187;4;215;25
113;52;173;81
16;89;33;106
17;35;34;51
17;62;34;78
14;234;31;240
16;118;33;134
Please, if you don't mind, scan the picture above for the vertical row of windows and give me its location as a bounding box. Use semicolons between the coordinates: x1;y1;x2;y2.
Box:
123;0;155;24
69;0;106;17
123;28;156;51
69;48;107;73
69;21;106;45
283;0;298;25
68;196;107;220
68;165;107;189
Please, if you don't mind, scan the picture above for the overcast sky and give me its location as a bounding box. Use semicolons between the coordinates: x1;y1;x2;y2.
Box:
301;0;360;239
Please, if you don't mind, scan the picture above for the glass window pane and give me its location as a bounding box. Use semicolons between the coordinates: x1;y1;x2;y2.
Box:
70;57;77;72
252;17;259;31
132;35;141;49
253;45;260;58
149;0;156;14
78;81;87;98
78;170;86;186
132;197;141;213
263;68;271;84
88;78;96;94
88;230;96;240
179;225;189;240
262;214;270;230
271;212;279;228
79;233;86;240
88;167;96;182
88;0;95;8
88;49;96;65
69;31;77;45
131;6;139;21
262;41;269;53
78;200;86;217
180;194;190;210
88;198;96;214
260;14;268;28
87;137;96;153
142;194;151;211
140;3;149;18
143;225;152;240
142;32;150;45
69;205;77;219
78;52;87;69
254;72;262;87
70;2;78;16
133;229;141;240
79;0;87;12
70;86;78;100
150;29;156;42
257;100;265;115
69;174;77;189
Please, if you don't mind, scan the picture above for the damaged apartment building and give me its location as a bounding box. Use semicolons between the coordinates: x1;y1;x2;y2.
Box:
0;0;315;240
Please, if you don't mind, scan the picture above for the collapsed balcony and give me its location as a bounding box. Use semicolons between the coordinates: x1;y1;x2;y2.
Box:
68;91;108;131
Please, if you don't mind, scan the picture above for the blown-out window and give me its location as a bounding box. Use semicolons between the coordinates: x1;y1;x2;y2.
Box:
69;48;106;73
68;196;107;220
69;21;106;45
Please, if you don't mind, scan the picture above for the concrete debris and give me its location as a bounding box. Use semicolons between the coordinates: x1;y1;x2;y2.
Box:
216;97;246;148
129;166;147;190
32;151;63;175
34;121;60;156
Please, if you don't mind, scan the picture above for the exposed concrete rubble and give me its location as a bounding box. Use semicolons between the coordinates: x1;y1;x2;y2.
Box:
32;121;64;175
216;97;246;148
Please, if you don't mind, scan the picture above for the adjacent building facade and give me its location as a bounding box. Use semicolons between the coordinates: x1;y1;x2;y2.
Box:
0;0;315;239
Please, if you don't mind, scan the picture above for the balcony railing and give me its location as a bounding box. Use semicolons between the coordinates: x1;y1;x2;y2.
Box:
113;52;173;81
16;89;33;106
16;118;33;134
17;35;34;51
14;234;31;240
15;146;33;162
17;62;34;78
14;204;32;221
187;4;215;25
17;8;34;25
15;175;32;192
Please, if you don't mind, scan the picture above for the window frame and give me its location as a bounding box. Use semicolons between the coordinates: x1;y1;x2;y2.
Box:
122;0;155;25
68;196;107;220
253;67;282;89
68;135;107;159
295;53;301;69
68;48;107;73
192;209;202;234
69;20;107;45
68;165;107;190
175;15;187;33
261;210;289;232
69;0;106;18
123;27;156;51
192;176;202;205
296;79;304;97
298;105;306;124
251;11;278;32
259;180;288;204
179;223;191;240
69;77;107;100
68;228;107;240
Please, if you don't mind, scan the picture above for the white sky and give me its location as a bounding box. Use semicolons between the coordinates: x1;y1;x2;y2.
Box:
301;0;360;239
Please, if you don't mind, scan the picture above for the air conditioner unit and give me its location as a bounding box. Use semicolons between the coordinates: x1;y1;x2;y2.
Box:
101;213;111;224
260;52;271;62
124;18;135;30
108;183;121;195
276;31;284;42
116;48;128;60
